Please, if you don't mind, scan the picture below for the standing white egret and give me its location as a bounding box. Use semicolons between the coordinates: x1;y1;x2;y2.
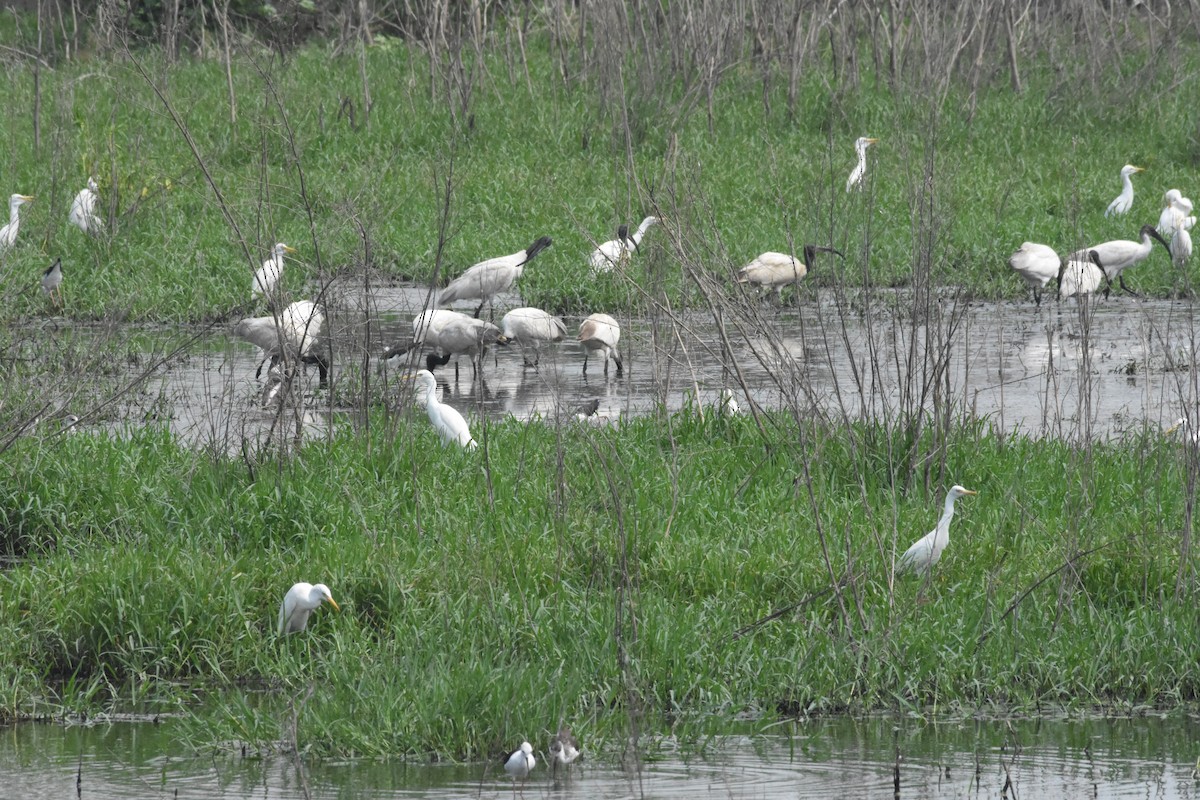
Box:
549;727;581;773
41;258;63;307
252;243;295;309
579;313;622;376
1007;242;1061;306
438;236;553;318
1166;417;1200;447
501;307;567;368
845;136;878;192
1104;164;1144;217
735;245;843;301
1158;189;1184;237
1068;224;1170;296
68;178;103;234
1057;250;1106;300
277;582;340;635
410;369;477;449
0;194;34;251
504;741;536;786
896;485;977;576
233;300;329;387
717;388;740;416
1171;197;1194;266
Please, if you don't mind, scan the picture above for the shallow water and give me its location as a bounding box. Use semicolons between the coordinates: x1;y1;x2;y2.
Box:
46;286;1200;447
3;714;1199;799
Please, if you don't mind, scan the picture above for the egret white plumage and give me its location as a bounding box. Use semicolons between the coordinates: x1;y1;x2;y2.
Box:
1105;164;1143;217
549;727;581;772
1166;417;1200;447
735;245;843;301
845;136;878;192
1058;250;1106;299
277;581;339;635
41;258;63;306
233;299;329;387
410;369;477;449
1171;197;1194;266
717;388;740;415
0;194;34;251
68;178;103;234
438;236;552;317
504;741;536;784
1007;242;1061;305
501;307;567;368
1068;224;1170;296
896;485;977;576
579;313;622;375
1158;189;1184;237
589;217;658;273
252;243;295;309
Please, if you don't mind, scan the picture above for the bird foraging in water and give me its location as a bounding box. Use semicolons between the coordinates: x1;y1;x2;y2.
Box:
277;582;339;635
895;485;977;576
252;243;295;309
579;313;622;376
68;177;103;234
845;136;878;192
409;369;477;449
1068;224;1170;297
1007;242;1061;306
504;741;536;789
438;236;553;318
0;194;34;252
549;727;581;774
1057;250;1106;300
41;258;63;307
1105;164;1144;217
501;307;567;368
588;216;658;273
735;245;843;302
233;300;329;388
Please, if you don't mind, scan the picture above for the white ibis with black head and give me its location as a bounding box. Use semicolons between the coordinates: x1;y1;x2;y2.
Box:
438;236;553;318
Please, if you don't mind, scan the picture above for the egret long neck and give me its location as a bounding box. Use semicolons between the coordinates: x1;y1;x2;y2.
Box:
7;204;19;225
935;494;957;544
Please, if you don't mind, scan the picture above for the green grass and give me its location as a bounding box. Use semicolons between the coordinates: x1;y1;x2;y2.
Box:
0;411;1195;759
0;34;1198;322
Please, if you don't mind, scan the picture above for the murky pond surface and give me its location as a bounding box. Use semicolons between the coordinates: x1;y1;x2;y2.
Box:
48;286;1200;446
3;714;1199;798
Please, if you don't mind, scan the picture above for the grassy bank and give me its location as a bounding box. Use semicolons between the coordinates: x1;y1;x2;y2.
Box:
0;28;1198;322
0;410;1195;758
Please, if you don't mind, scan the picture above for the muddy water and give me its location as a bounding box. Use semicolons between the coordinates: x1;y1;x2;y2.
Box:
3;714;1198;798
61;288;1200;446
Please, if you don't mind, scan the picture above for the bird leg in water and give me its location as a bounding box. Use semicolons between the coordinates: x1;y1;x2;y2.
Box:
1118;274;1139;296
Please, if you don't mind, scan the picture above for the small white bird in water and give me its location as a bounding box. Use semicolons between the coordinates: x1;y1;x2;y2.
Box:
0;194;34;251
549;727;581;772
409;369;477;449
504;741;536;785
41;258;63;306
1105;164;1143;217
68;177;103;234
717;388;740;415
896;485;977;576
252;242;295;309
277;581;339;635
1166;417;1200;447
1007;242;1061;306
1058;250;1106;300
845;136;878;192
579;313;622;376
501;307;567;368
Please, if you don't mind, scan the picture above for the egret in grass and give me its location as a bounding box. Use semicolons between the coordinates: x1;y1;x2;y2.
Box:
845;136;878;192
438;236;552;318
735;245;843;302
252;243;295;309
41;258;63;307
68;177;102;234
0;194;34;251
1068;224;1170;297
410;369;477;449
1166;417;1200;447
504;741;536;792
1158;189;1184;237
579;313;622;376
233;299;329;387
895;485;977;576
278;582;339;635
1170;197;1194;266
717;388;740;415
589;217;658;273
1058;250;1106;300
1007;242;1061;306
549;727;581;774
1105;164;1144;217
501;307;567;368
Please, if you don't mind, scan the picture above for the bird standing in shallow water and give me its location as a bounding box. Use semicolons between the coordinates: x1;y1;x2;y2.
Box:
504;741;536;794
410;369;477;449
1069;224;1170;297
896;485;977;576
735;245;843;302
1105;164;1143;217
589;217;658;273
1007;242;1061;306
277;582;339;635
549;727;581;774
501;307;567;369
252;243;295;310
1057;250;1105;300
845;136;878;192
438;236;553;318
579;313;622;376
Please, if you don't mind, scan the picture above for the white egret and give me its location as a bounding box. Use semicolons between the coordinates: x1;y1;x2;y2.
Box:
277;581;340;635
1068;224;1170;296
1057;250;1106;300
501;307;567;368
0;194;34;251
1171;197;1194;266
41;258;63;306
68;178;103;234
717;388;740;415
579;313;622;375
233;299;329;387
1158;189;1184;237
896;485;977;576
504;741;536;784
549;727;581;772
438;236;553;318
410;369;477;449
589;217;658;273
1007;242;1061;305
735;245;843;302
1104;164;1143;217
845;136;878;192
252;243;295;309
1166;417;1200;447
